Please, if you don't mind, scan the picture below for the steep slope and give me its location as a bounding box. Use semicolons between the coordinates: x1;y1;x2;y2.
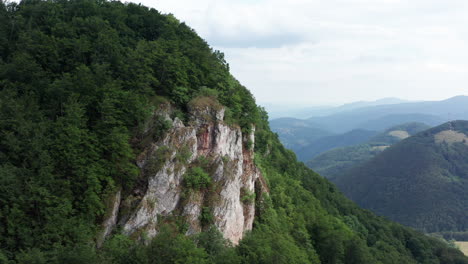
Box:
296;129;378;162
335;121;468;233
0;1;467;263
308;122;430;178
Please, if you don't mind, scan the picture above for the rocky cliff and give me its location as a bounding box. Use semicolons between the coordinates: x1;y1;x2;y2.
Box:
100;97;268;245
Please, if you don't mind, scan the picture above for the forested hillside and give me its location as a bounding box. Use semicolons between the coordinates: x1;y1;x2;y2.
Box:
335;121;468;234
308;122;430;178
0;0;467;263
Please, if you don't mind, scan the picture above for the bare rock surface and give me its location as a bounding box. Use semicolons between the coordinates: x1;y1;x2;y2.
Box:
103;99;268;245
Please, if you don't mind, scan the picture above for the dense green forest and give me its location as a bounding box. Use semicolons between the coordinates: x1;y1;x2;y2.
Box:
0;0;467;263
335;121;468;234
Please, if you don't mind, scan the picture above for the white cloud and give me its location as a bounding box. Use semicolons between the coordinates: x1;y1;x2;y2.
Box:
134;0;468;104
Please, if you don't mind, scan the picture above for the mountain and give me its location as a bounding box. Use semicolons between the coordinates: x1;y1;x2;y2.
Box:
264;97;408;119
270;97;466;153
307;96;468;133
355;113;444;132
0;1;466;263
269;118;334;151
332;97;409;114
296;129;379;162
334;121;468;233
307;122;431;178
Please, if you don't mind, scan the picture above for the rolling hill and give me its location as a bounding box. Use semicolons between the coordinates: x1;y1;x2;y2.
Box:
307;122;430;178
296;129;378;162
334;121;468;233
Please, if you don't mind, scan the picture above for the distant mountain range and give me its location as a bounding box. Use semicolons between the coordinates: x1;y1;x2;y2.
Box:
269;96;468;155
264;97;409;119
307;122;430;178
306;96;468;133
333;121;468;233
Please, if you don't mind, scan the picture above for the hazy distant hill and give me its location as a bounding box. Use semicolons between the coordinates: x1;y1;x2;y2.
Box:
296;129;378;162
333;97;409;114
307;122;430;178
355;113;444;132
270;96;467;154
333;121;468;233
269;118;334;151
264;97;408;119
307;96;468;133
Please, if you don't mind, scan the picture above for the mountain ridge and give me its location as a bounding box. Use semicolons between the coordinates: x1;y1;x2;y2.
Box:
334;120;468;233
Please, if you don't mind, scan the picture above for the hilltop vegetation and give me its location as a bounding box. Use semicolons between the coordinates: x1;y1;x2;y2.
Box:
335;121;468;234
0;0;467;263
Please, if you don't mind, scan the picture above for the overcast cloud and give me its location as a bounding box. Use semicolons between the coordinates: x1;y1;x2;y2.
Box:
134;0;468;105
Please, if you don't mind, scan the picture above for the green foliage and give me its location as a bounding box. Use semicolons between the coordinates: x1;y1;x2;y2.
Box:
240;187;256;204
184;167;211;189
98;226;210;264
199;207;215;228
138;115;172;149
196;87;220;98
175;145;192;164
196;227;241;264
145;146;171;176
145;226;209;264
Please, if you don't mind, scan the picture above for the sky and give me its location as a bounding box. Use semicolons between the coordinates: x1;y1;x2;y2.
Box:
133;0;468;105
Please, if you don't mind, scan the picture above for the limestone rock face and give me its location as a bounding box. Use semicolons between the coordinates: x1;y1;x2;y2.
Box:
103;100;267;245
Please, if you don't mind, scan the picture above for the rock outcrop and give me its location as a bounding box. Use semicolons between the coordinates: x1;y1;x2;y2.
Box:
101;98;268;245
